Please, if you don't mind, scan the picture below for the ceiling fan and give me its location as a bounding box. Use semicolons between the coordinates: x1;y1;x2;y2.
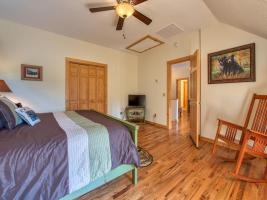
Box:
89;0;152;31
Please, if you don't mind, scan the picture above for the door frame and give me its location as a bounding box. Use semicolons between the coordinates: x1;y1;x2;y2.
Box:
65;57;108;113
167;55;191;129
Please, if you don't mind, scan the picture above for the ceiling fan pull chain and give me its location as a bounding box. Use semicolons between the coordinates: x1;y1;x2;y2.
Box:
122;27;126;39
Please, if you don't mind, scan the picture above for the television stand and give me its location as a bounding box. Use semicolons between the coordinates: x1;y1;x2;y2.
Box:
125;106;145;123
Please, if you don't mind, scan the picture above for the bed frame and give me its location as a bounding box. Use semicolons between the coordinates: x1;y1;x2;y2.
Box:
61;112;139;200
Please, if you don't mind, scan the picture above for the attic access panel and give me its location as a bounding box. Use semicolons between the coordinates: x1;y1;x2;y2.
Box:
126;35;164;53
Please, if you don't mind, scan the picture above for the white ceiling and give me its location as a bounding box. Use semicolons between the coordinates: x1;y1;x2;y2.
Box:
0;0;266;52
204;0;267;39
0;0;217;51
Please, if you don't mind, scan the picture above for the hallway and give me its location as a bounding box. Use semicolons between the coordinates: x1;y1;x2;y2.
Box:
171;111;190;137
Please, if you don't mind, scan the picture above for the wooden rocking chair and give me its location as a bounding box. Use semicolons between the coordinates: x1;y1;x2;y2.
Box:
233;95;267;182
212;94;267;182
212;94;267;161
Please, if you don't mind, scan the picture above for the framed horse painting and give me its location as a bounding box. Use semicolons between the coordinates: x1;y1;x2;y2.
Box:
208;43;255;84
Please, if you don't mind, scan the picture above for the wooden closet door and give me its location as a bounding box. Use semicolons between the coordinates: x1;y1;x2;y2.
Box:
88;67;97;111
78;65;89;110
96;68;106;113
67;63;79;110
66;59;107;113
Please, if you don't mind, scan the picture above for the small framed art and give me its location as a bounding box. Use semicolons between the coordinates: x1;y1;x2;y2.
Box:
21;64;43;81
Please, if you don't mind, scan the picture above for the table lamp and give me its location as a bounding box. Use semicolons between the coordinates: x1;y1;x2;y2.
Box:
0;80;12;93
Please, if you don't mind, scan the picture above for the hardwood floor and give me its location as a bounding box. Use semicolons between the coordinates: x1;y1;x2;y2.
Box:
80;113;267;200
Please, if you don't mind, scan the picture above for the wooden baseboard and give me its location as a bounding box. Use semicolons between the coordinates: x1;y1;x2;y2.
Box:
200;136;236;149
145;120;168;129
200;136;214;144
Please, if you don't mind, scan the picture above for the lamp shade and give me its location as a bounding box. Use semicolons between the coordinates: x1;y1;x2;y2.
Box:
116;2;134;18
0;80;12;92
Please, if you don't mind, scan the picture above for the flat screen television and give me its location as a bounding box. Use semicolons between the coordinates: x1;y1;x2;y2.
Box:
128;95;146;107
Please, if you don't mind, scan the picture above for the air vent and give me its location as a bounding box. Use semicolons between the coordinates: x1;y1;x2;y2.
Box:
156;24;184;39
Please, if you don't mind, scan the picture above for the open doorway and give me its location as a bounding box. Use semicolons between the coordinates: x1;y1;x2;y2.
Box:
167;50;201;147
170;61;191;131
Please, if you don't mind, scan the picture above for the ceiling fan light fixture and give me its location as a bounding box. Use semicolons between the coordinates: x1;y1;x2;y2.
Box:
116;1;135;18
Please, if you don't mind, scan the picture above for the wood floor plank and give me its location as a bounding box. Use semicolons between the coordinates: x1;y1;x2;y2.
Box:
80;112;267;200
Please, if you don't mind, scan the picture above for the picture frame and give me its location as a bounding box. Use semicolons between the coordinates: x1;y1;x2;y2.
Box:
208;43;255;84
21;64;43;81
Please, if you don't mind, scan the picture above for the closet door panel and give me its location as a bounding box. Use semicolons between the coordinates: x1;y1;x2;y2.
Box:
79;66;89;110
69;102;78;111
88;68;98;110
68;63;79;110
89;68;97;76
96;68;106;113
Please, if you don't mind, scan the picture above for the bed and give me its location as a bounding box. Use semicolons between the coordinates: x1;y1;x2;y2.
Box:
0;110;140;200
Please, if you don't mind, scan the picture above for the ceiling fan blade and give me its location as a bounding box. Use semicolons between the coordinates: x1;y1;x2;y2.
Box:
89;6;116;13
116;17;125;30
132;0;148;5
133;10;152;25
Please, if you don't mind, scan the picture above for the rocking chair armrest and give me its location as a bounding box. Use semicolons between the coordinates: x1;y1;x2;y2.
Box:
246;129;267;139
242;130;267;158
218;119;244;131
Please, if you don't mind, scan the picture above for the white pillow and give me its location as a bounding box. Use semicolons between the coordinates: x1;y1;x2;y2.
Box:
15;107;41;126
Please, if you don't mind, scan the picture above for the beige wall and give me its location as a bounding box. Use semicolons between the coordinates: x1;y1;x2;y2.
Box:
138;22;267;140
1;19;266;138
0;19;138;117
200;23;267;139
138;32;199;124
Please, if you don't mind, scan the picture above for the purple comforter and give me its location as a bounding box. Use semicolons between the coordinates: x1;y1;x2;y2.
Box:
0;110;139;200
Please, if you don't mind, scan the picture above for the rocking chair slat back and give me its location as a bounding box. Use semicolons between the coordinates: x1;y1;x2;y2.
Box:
244;94;267;134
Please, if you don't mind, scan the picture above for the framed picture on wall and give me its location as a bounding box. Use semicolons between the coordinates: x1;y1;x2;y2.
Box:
208;43;255;84
21;64;43;81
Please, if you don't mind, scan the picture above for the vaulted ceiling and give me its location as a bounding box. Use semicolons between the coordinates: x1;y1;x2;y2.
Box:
0;0;266;51
204;0;267;39
0;0;217;50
